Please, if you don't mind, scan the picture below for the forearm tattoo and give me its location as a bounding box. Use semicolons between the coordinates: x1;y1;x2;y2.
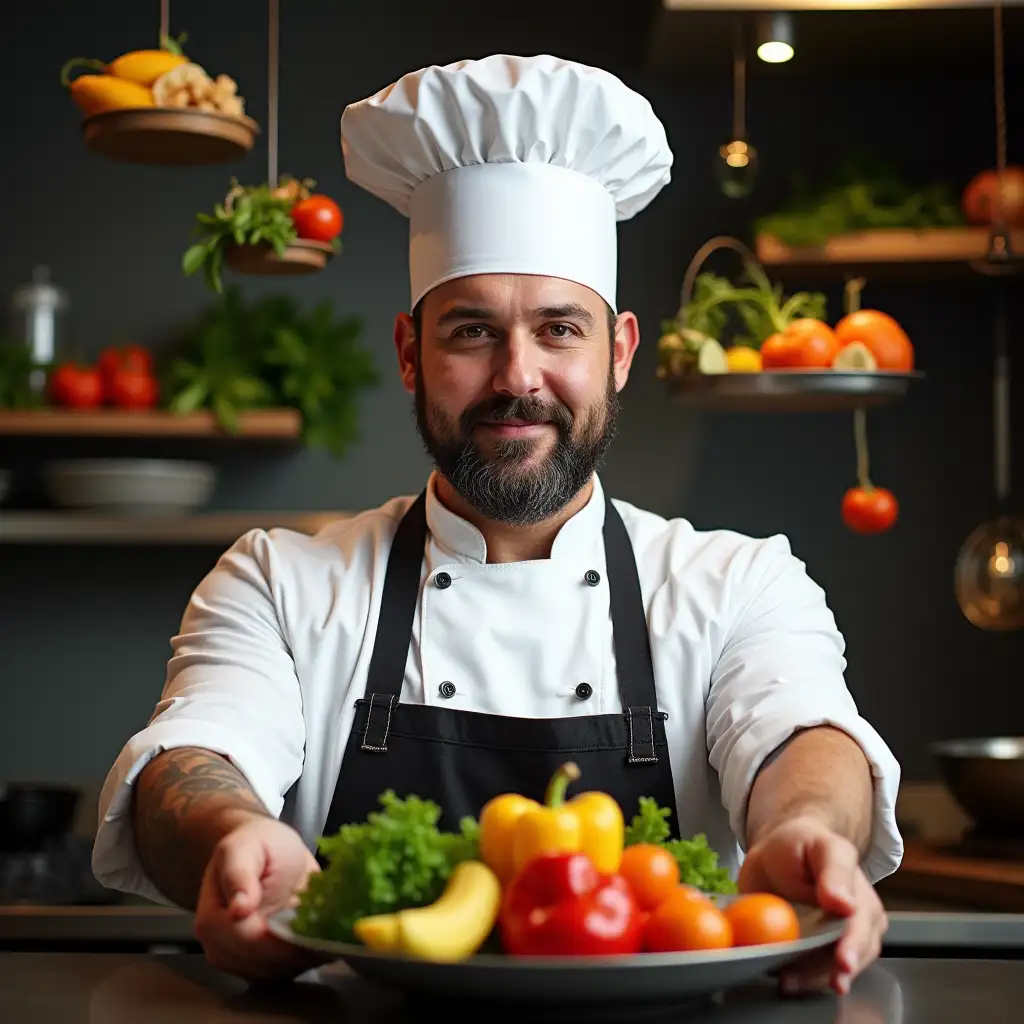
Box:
130;747;268;909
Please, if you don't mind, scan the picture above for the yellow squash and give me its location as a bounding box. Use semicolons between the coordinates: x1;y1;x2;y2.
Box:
66;74;154;116
108;50;188;87
479;761;625;883
353;860;501;963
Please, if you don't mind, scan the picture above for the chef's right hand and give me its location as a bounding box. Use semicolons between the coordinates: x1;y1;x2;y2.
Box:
193;815;325;982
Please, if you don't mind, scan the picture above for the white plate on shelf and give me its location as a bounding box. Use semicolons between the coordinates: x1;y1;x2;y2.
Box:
268;900;845;1006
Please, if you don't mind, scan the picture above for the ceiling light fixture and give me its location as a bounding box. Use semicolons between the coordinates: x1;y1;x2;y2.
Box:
756;12;795;62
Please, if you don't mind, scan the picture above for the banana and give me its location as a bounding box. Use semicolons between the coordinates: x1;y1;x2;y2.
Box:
353;860;501;963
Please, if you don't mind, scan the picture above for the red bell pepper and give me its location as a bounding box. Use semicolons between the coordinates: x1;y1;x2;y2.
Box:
500;852;643;956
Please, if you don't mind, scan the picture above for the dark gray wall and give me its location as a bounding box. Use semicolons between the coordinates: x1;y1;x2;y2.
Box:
2;1;1022;787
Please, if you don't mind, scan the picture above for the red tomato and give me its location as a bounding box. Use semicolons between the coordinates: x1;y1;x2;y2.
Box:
291;195;343;242
49;364;103;409
98;345;152;381
109;369;158;409
963;167;1024;228
760;319;839;370
644;893;733;953
842;486;899;535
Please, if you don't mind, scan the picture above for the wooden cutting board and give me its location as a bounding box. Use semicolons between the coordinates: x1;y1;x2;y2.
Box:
879;841;1024;912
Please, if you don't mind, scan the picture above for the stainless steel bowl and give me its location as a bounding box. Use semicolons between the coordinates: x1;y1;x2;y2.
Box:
930;737;1024;835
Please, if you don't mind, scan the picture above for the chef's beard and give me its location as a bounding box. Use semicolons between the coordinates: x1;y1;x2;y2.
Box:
414;370;619;526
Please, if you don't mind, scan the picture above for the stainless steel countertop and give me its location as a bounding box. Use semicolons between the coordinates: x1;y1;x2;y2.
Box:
0;953;1021;1023
2;905;1024;950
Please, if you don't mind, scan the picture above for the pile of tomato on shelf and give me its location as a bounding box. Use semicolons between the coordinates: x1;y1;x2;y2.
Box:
48;345;158;410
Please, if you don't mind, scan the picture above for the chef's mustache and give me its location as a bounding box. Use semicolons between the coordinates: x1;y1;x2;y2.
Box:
460;396;574;434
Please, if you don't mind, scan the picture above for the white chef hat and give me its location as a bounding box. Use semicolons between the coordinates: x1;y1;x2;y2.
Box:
340;54;673;312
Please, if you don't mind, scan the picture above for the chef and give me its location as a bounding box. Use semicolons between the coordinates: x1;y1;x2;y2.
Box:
93;55;902;992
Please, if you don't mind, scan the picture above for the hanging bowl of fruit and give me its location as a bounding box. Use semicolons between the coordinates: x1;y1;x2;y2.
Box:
60;32;258;165
182;176;344;291
657;236;919;414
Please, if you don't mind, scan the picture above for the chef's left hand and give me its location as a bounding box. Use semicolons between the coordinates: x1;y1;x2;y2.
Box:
737;813;888;997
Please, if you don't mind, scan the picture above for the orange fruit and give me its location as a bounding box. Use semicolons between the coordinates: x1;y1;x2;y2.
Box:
760;319;839;370
723;894;801;947
644;892;733;952
835;310;914;371
620;845;681;911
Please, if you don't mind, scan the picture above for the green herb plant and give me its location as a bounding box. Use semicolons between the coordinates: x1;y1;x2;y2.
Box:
625;797;737;895
293;792;481;943
0;340;44;409
755;151;963;247
182;177;340;293
166;288;377;457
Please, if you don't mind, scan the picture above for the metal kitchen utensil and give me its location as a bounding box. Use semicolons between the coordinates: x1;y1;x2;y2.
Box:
269;901;845;1006
930;737;1024;835
9;266;67;392
954;288;1024;630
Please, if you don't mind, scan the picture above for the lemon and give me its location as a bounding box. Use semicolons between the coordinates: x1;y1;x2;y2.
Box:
726;346;763;373
832;342;878;371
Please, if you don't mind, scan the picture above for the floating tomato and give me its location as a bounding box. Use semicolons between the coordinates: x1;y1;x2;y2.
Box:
835;310;914;372
842;486;899;535
292;195;343;242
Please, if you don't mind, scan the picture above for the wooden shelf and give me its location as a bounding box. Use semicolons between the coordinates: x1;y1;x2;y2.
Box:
755;228;1024;283
0;409;302;439
0;510;354;545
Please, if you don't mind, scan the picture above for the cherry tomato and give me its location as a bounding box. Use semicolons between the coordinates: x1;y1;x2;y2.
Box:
842;485;899;535
291;195;343;242
98;345;152;381
644;888;732;952
760;319;839;370
620;845;681;911
723;894;800;947
109;369;158;409
49;364;103;409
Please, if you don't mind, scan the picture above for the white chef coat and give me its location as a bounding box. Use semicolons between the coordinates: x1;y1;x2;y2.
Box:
93;473;903;904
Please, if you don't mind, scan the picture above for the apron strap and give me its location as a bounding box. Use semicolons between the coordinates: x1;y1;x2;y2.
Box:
360;491;428;703
603;498;663;763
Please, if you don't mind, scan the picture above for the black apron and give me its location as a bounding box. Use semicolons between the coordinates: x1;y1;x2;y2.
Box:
321;491;678;844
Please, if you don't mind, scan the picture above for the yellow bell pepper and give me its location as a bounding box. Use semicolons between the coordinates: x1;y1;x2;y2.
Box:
479;762;624;884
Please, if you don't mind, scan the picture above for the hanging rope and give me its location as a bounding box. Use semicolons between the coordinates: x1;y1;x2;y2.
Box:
160;0;170;43
268;0;279;186
732;17;746;141
993;2;1007;227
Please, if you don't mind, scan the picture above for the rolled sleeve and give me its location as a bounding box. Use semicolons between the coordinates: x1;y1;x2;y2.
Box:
706;536;903;884
92;530;307;904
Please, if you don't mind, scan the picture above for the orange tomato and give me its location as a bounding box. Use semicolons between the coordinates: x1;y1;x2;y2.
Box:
644;891;733;952
619;845;681;911
760;319;839;369
835;310;914;371
723;894;801;947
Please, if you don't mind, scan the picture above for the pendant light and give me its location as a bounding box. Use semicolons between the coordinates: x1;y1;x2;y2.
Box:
755;12;795;65
717;18;758;199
